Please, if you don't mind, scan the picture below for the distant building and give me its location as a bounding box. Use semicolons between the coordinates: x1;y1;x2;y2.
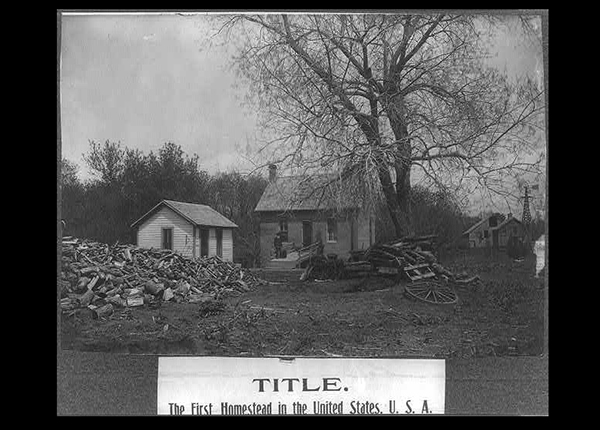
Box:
254;165;375;267
130;199;237;261
462;213;525;249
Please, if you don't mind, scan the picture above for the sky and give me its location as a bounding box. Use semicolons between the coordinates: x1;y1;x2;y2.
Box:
59;11;546;216
60;13;259;176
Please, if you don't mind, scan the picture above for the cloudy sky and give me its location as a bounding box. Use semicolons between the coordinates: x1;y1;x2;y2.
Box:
59;11;546;215
60;13;259;176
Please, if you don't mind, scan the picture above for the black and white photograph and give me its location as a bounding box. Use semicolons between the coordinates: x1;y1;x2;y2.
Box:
57;9;548;414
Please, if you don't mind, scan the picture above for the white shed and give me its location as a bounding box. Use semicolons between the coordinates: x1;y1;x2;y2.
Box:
130;199;237;261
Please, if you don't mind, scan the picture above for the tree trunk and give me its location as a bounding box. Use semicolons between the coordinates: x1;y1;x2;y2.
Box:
375;156;410;238
394;148;412;236
386;93;413;237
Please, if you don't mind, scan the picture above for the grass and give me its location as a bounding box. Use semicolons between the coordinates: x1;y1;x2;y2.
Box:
61;251;546;358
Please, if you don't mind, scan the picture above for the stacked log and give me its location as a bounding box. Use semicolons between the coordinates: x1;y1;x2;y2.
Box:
59;237;264;314
347;235;474;282
363;235;438;271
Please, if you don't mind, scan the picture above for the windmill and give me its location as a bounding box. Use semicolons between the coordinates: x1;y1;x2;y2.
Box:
521;185;532;226
521;183;540;249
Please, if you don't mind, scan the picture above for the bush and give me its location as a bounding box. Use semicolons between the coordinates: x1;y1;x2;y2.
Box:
506;236;527;259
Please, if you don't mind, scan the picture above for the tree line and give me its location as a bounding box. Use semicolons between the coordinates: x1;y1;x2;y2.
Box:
61;140;268;266
61;140;541;266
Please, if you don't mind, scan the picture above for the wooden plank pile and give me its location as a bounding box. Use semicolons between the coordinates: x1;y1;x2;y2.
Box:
346;235;471;283
60;237;264;315
364;235;437;267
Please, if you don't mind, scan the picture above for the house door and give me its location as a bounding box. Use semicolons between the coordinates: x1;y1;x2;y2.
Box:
302;221;312;247
350;217;358;251
200;228;209;257
492;230;499;249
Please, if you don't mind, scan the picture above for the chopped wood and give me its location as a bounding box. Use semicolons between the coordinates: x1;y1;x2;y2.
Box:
162;287;174;302
106;295;126;307
76;276;91;292
60;236;264;312
377;266;399;274
144;280;165;295
188;293;212;303
126;296;144;307
93;303;114;319
78;289;95;307
87;275;99;291
80;267;99;275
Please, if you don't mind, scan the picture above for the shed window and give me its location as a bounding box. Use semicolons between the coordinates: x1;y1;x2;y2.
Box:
327;218;337;242
162;228;173;250
200;228;209;257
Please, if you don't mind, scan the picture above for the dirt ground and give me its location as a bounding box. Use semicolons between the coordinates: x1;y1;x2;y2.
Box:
60;251;546;358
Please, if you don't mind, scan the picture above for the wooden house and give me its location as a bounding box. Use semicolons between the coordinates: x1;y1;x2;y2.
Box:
462;213;525;249
254;165;375;267
130;199;237;261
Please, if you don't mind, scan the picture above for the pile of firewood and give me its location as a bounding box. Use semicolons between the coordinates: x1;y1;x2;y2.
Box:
60;237;264;317
362;235;437;268
297;235;473;283
361;235;479;283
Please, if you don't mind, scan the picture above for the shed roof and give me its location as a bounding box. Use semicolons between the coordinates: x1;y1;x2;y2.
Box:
462;214;522;236
463;218;486;236
130;199;238;228
495;216;522;231
254;174;360;212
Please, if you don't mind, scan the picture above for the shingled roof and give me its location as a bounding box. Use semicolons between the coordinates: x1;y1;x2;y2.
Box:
462;214;522;236
254;174;360;212
131;199;238;228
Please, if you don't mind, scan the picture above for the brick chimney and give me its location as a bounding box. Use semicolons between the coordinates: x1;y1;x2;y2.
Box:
268;164;277;182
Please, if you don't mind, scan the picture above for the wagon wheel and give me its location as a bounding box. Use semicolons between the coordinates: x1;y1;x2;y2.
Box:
404;280;458;305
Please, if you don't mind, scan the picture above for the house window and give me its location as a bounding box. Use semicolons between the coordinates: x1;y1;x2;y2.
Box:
483;229;489;239
489;216;497;228
279;218;288;242
162;228;173;250
327;217;337;242
216;228;223;257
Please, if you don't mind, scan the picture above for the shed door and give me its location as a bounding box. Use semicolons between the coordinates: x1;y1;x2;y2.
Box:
216;228;223;257
200;228;209;257
302;221;312;247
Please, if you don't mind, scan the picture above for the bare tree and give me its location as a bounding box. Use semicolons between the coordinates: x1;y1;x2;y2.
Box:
219;12;545;237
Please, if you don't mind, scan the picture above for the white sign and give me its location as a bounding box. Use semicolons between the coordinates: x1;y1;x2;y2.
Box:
158;357;445;415
534;235;546;277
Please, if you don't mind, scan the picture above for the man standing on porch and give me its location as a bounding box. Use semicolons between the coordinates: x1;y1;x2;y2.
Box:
274;232;282;259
